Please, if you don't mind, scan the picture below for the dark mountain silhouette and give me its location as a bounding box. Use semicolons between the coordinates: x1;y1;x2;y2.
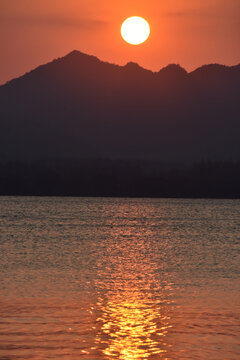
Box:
0;50;239;163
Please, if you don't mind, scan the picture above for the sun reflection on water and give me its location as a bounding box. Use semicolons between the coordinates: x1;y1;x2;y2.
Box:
96;290;172;359
94;225;174;359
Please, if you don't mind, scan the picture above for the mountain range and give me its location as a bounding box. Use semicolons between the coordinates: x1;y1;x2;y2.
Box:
0;50;239;163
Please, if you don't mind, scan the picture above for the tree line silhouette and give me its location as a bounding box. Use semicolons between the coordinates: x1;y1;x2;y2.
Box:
0;159;239;198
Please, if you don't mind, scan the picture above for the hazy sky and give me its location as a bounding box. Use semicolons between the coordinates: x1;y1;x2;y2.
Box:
0;0;239;84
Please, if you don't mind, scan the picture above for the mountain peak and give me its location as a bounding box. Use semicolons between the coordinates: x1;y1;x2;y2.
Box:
66;49;81;57
61;50;101;64
158;64;187;75
125;61;142;69
123;62;152;76
157;64;188;82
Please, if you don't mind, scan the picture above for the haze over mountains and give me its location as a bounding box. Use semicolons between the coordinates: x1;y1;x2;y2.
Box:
0;50;239;163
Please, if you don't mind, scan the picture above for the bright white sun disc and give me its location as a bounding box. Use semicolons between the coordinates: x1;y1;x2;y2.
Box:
121;16;150;45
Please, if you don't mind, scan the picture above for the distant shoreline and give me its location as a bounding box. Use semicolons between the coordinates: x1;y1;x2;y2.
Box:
1;159;239;199
0;195;239;200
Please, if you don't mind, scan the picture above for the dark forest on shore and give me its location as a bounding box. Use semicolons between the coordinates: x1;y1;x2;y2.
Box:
1;159;239;198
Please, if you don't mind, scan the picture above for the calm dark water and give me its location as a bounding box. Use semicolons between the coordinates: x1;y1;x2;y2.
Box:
0;197;239;360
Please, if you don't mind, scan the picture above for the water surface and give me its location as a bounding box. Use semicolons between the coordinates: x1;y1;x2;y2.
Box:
0;197;239;359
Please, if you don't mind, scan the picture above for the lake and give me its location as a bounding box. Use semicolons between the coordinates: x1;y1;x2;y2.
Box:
0;197;239;359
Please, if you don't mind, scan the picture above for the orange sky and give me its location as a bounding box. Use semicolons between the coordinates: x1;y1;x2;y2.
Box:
0;0;239;84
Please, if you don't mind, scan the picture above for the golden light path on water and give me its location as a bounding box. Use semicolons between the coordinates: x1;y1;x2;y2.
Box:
96;291;172;359
94;225;174;359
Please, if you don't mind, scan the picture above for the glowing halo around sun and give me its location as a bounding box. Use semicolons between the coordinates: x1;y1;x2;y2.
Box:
121;16;150;45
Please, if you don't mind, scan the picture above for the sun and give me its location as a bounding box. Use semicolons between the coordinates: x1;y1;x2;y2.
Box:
121;16;150;45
